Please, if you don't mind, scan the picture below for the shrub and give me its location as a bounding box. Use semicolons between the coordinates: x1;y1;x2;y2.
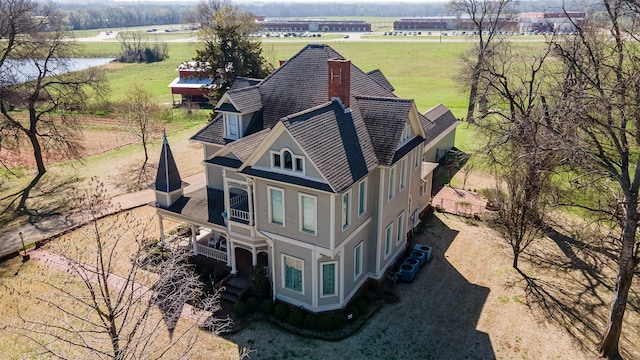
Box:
318;315;333;331
274;303;289;320
261;299;275;314
333;313;346;329
234;301;248;318
303;314;318;329
288;310;303;327
246;297;258;312
362;290;376;304
356;298;368;315
347;305;359;320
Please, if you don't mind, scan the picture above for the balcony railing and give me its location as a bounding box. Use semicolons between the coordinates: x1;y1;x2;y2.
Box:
230;208;250;222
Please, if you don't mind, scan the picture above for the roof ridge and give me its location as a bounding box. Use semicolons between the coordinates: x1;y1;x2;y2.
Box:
354;95;412;103
281;100;334;122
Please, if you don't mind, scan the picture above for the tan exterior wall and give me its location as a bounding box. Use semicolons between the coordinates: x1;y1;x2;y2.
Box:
255;180;332;249
424;129;456;163
206;163;224;189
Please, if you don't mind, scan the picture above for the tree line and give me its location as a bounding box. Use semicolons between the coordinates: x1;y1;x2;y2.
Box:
60;4;193;30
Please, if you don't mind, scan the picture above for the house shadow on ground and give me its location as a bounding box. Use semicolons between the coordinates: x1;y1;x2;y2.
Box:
225;213;495;359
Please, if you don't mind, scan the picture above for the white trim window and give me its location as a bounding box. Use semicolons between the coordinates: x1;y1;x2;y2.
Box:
321;261;338;297
388;166;396;201
354;242;363;279
342;190;351;230
399;158;407;190
268;187;284;226
270;148;305;174
400;121;412;144
420;181;427;196
384;224;393;258
224;113;240;139
282;254;304;294
299;193;317;235
358;179;367;217
396;212;405;244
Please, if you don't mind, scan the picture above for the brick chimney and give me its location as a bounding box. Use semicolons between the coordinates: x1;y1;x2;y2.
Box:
328;59;351;108
279;59;287;66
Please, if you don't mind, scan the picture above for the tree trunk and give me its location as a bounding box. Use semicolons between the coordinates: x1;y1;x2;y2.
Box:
17;129;46;214
512;248;519;269
597;200;638;359
466;58;483;123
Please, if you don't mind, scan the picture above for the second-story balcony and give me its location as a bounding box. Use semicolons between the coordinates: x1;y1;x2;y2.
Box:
229;193;252;224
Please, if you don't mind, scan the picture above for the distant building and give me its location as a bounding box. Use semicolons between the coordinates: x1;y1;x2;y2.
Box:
167;61;212;108
259;19;371;32
519;12;586;33
393;16;517;32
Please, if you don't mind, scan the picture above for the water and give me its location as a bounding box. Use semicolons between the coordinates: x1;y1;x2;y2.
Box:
0;58;114;85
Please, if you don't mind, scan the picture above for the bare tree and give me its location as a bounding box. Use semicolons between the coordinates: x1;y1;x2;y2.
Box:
0;0;106;215
15;178;232;359
540;3;640;357
449;0;514;122
118;84;162;168
472;38;558;268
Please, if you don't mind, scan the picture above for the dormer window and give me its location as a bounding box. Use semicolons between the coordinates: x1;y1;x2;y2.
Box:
400;122;412;143
224;113;240;140
271;148;304;174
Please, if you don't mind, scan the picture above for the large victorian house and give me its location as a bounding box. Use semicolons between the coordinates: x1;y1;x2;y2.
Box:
154;44;459;312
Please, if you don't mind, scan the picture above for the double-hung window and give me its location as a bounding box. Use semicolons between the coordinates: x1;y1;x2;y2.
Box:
399;158;407;190
225;114;239;139
388;167;396;201
300;194;317;234
342;191;350;230
269;188;284;226
283;255;303;293
354;242;363;279
321;262;337;296
396;212;405;244
358;180;367;216
384;224;392;258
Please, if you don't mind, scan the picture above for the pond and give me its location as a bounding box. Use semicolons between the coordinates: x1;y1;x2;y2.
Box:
0;58;115;85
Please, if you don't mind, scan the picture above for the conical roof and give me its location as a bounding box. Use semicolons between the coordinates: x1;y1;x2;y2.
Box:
155;132;182;192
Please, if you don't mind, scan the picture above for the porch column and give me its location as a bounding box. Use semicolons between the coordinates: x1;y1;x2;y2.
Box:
247;183;254;226
252;248;258;266
191;224;198;255
229;242;237;274
158;214;165;245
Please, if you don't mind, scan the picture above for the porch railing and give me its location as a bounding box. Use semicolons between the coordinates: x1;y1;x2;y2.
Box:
196;244;228;262
230;193;248;207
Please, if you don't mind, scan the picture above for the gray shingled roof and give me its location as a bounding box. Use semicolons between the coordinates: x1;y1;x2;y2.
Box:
226;86;262;114
354;95;418;166
230;76;262;90
155;135;182;192
258;44;395;130
227;128;270;162
162;187;225;226
190;113;225;145
423;104;460;144
282;100;379;193
367;69;395;92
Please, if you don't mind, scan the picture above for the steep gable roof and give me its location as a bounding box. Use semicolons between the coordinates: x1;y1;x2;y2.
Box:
258;44;395;130
227;128;270;162
281;100;378;193
355;95;419;166
423;104;460;145
155;133;182;192
225;86;262;114
230;76;262;90
367;69;395;92
190;113;225;145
